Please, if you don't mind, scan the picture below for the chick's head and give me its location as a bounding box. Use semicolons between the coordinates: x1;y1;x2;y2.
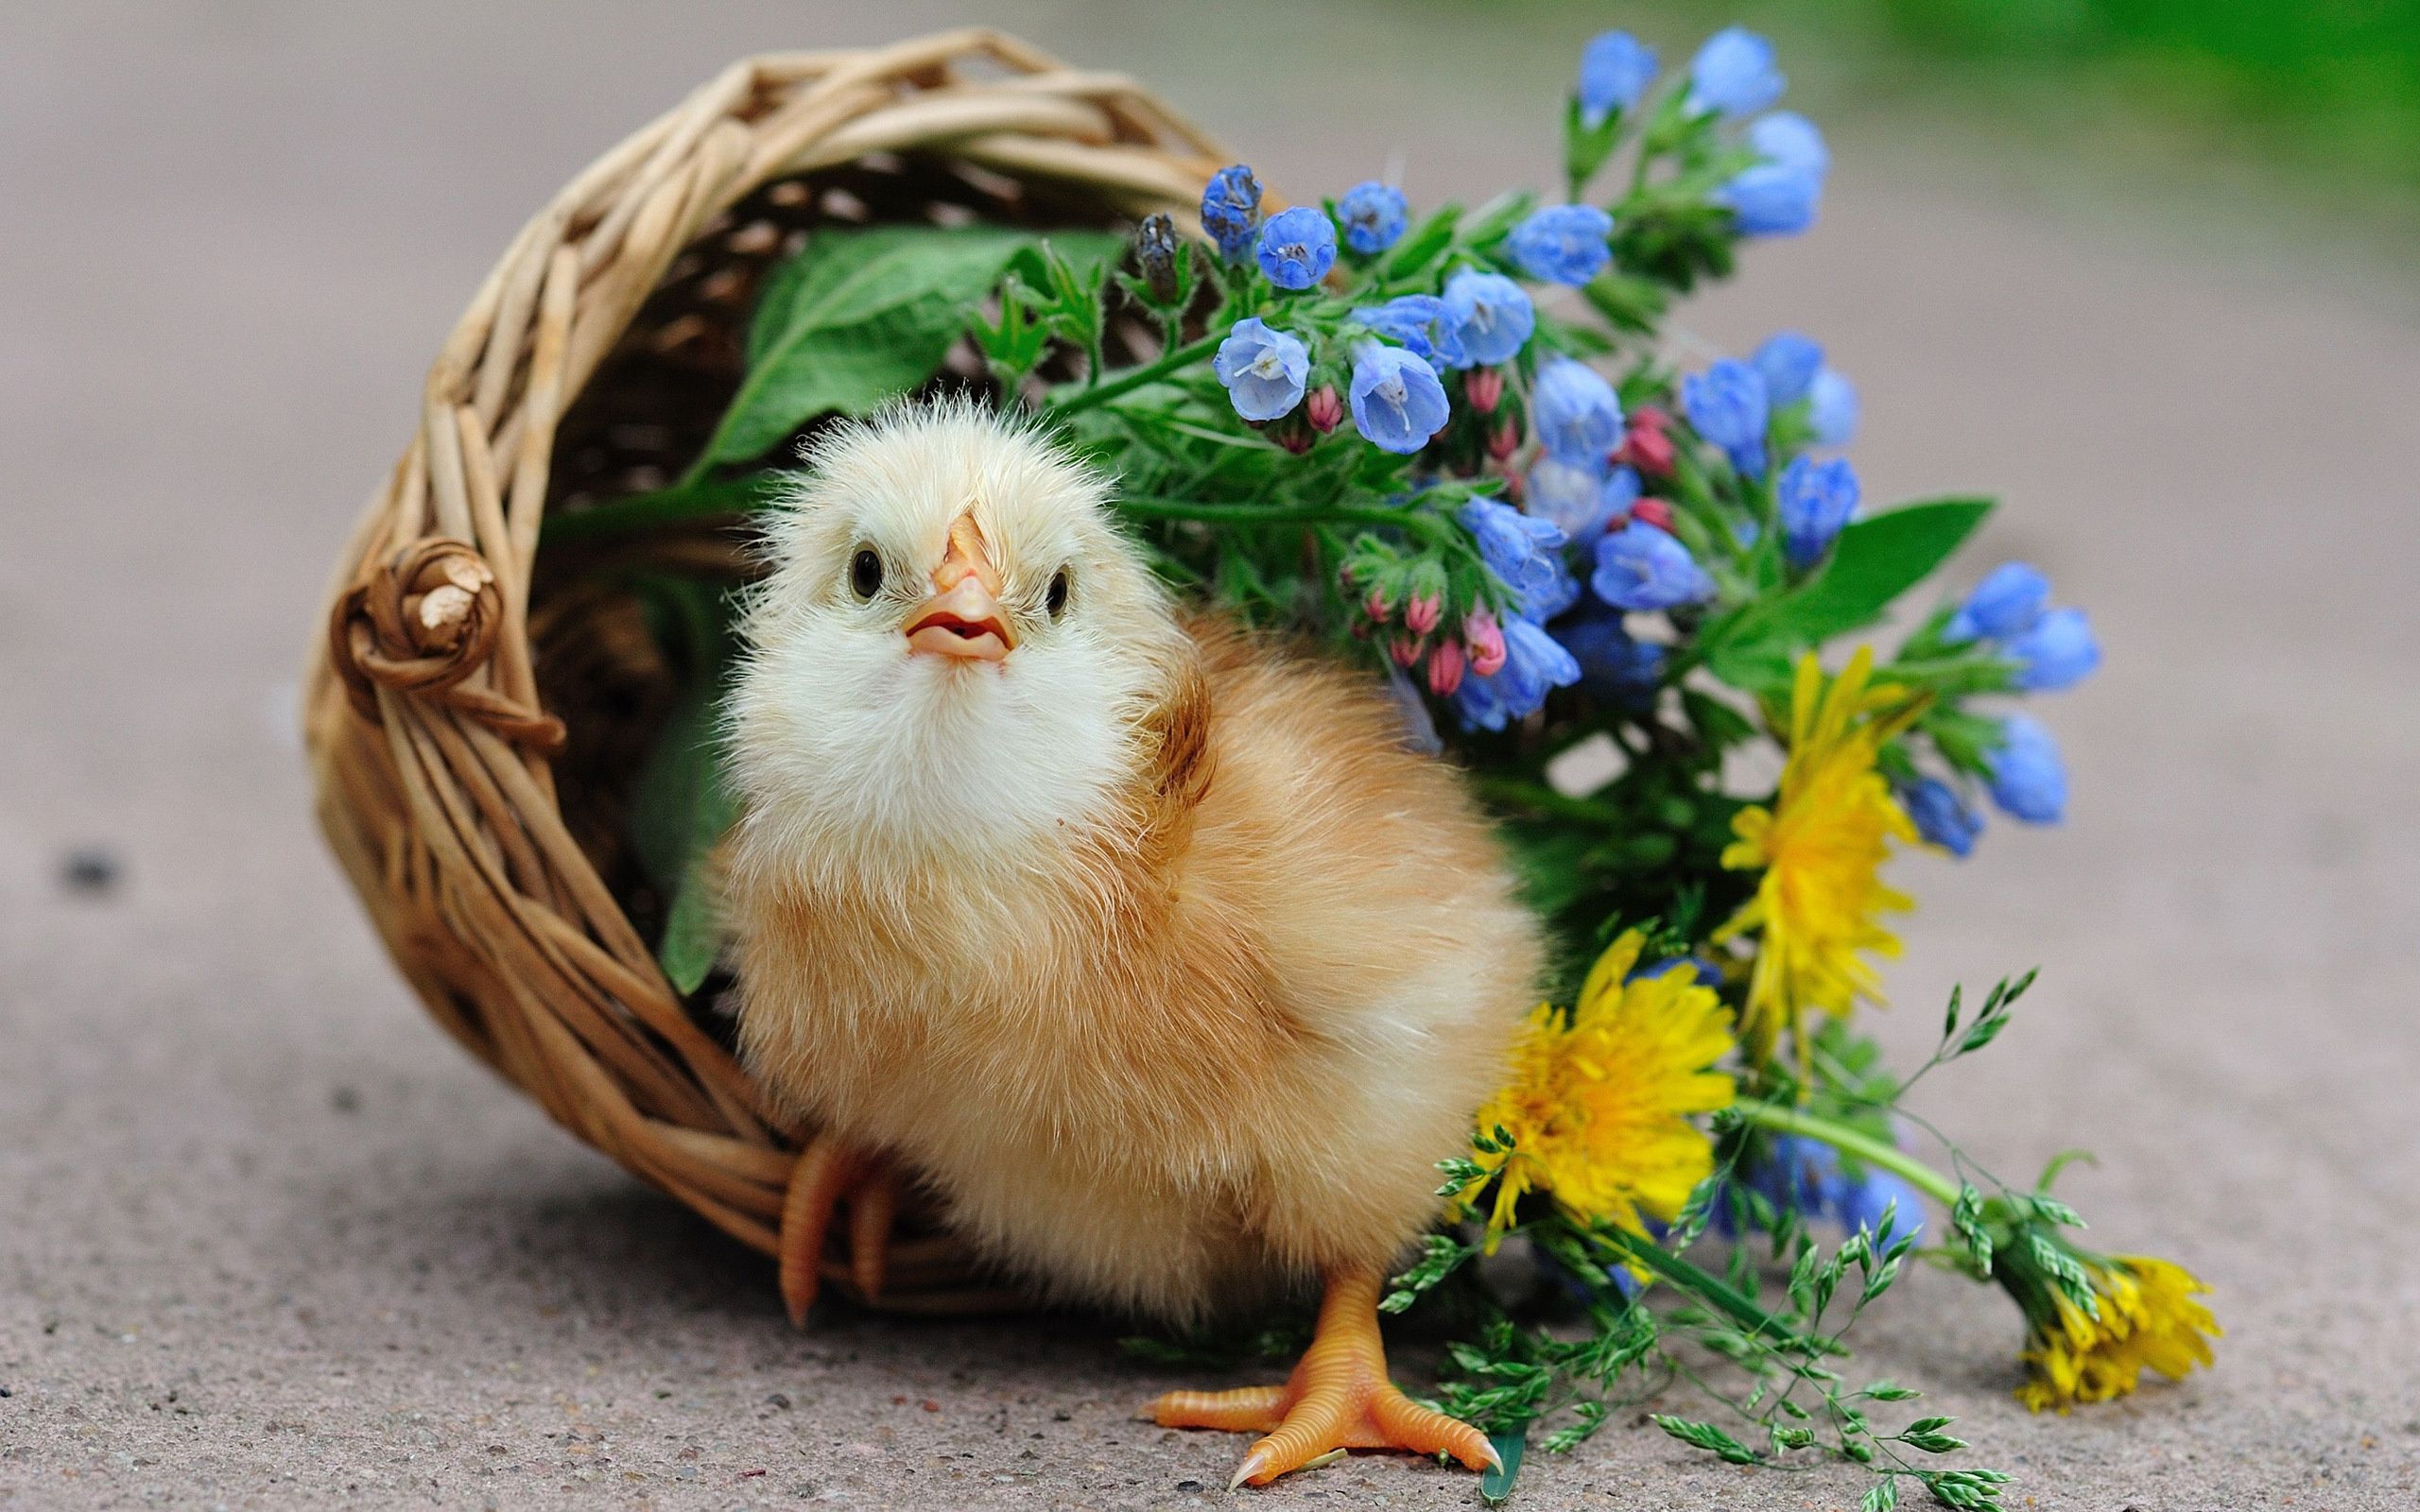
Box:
734;401;1184;890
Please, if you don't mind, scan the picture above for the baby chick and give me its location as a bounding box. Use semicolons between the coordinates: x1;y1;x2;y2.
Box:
726;400;1542;1488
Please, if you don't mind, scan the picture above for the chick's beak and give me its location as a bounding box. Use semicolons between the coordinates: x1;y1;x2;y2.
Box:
905;512;1012;662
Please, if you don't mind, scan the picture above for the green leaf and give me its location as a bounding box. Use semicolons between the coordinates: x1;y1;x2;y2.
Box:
696;227;1118;472
1479;1433;1526;1505
628;575;745;996
1727;497;1995;652
1950;1183;1994;1278
1379;201;1461;281
1651;1415;1760;1466
1862;1476;1901;1512
631;679;740;995
1680;687;1757;750
2035;1148;2099;1192
1703;633;1797;695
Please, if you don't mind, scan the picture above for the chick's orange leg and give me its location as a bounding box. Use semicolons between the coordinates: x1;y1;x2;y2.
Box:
776;1133;898;1325
1149;1264;1497;1488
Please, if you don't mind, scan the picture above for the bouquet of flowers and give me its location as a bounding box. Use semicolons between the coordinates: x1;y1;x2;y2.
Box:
577;22;2217;1508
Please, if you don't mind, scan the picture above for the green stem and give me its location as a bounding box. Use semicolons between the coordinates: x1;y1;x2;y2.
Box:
1592;1227;1813;1348
1734;1103;1962;1208
1048;333;1222;416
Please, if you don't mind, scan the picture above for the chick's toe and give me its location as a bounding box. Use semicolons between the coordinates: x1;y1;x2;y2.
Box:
777;1133;899;1324
1150;1264;1497;1488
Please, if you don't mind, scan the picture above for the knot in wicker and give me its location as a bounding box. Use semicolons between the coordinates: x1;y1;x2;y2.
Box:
302;29;1225;1314
329;536;567;755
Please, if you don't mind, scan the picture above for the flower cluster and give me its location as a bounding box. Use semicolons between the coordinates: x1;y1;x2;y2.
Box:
959;17;2189;1494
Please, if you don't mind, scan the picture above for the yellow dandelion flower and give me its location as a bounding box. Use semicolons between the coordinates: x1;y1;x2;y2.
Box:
2016;1254;2221;1413
1460;932;1737;1252
1714;647;1927;1063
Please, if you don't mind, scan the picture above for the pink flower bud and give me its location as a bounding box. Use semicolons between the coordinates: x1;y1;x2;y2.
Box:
1617;406;1676;476
1487;418;1521;463
1465;610;1507;677
1633;497;1674;533
1276;424;1313;455
1465;367;1504;415
1306;386;1343;434
1364;587;1392;623
1426;637;1466;696
1405;592;1441;635
1390;634;1425;667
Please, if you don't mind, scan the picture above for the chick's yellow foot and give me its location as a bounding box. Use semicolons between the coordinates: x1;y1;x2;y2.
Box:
1149;1265;1496;1488
776;1132;898;1324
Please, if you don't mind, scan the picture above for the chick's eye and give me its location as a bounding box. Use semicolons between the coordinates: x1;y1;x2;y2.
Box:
1046;568;1070;618
849;548;883;600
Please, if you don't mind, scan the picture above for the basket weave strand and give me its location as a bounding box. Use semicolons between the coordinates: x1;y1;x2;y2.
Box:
303;30;1225;1314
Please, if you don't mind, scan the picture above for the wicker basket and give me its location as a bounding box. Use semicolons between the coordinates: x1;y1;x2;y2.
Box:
302;30;1224;1316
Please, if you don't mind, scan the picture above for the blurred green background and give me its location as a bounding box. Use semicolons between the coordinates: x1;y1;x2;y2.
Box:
1564;0;2420;235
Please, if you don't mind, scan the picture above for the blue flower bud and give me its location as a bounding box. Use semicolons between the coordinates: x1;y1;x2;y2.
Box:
1460;497;1569;611
1336;180;1409;255
1579;30;1659;127
1718;162;1821;236
1748;111;1829;179
1507;203;1615;285
1255;205;1338;290
1456;618;1582;730
1945;562;2051;643
1451;665;1510;731
1778;454;1859;566
1347;342;1451;455
1527;458;1635;541
1806;368;1859;447
1441;269;1535;368
1200;163;1263;263
1687;26;1785;118
1682;358;1770;477
1896;776;1982;857
1752;331;1824;407
1593;521;1715;611
1211;317;1309;422
1532;358;1625;469
1800;372;1848;447
1524;554;1583;625
1553;599;1666;710
2005;606;2101;691
1987;715;2067;824
1350;294;1466;369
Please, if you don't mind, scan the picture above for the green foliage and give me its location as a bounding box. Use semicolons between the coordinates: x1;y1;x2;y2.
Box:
626;576;744;992
1721;497;1994;656
694;227;1121;474
1479;1433;1526;1506
633;683;738;994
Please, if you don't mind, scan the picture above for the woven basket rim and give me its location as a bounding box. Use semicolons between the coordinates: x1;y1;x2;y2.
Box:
302;29;1227;1315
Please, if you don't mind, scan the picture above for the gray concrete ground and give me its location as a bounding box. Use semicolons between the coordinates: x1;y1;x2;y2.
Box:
4;2;2418;1507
